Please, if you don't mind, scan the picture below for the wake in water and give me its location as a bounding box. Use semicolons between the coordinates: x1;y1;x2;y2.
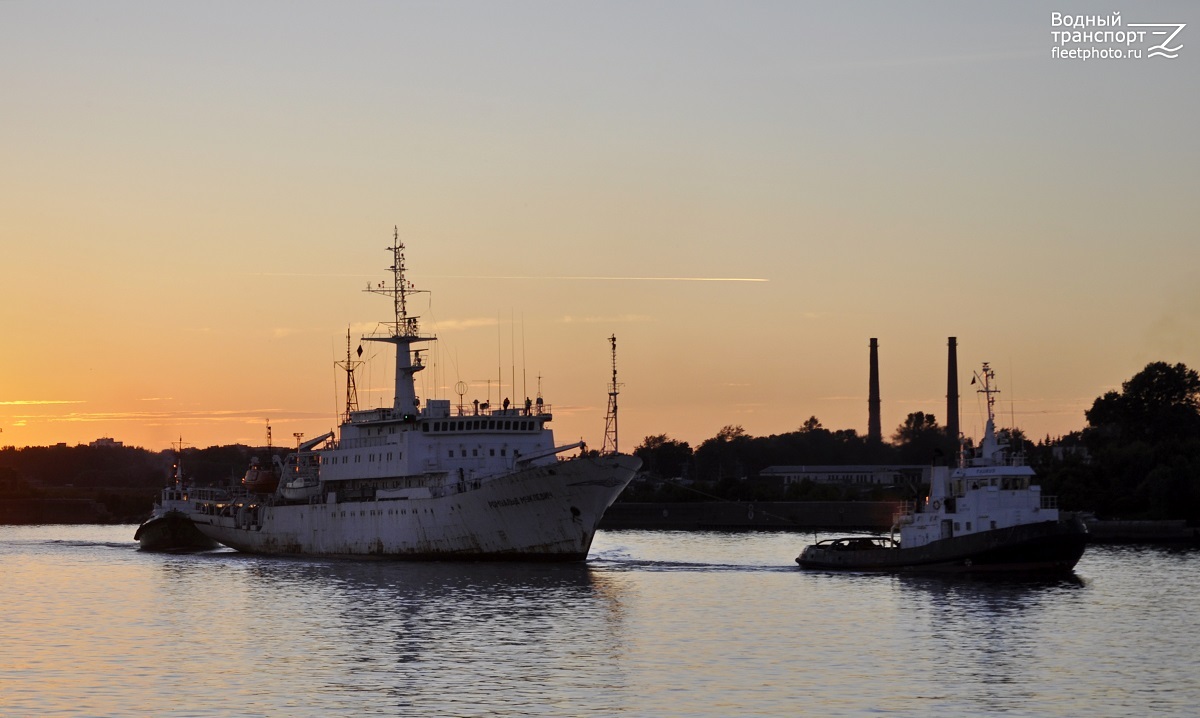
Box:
588;551;795;573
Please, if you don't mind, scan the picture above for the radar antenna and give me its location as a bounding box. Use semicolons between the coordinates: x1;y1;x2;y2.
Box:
602;334;622;454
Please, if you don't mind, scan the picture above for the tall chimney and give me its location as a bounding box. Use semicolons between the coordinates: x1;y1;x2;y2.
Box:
946;337;960;440
868;338;881;442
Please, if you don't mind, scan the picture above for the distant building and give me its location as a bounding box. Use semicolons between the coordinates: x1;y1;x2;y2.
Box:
89;437;124;448
759;465;931;487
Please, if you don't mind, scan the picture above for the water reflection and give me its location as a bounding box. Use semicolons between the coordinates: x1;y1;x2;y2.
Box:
894;573;1087;713
149;555;629;716
6;527;1200;717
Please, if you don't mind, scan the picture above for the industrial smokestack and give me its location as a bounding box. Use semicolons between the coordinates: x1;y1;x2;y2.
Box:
947;337;960;441
868;338;881;442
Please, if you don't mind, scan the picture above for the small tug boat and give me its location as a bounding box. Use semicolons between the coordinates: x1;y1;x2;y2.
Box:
135;443;223;552
796;363;1087;574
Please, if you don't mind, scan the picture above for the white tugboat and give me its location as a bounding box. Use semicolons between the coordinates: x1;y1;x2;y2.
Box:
187;229;641;560
796;363;1087;573
135;441;223;551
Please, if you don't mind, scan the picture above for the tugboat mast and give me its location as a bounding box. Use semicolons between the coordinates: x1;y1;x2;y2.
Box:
362;227;433;418
973;362;1003;466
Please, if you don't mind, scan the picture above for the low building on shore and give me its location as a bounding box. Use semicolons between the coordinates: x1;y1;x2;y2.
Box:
759;464;931;488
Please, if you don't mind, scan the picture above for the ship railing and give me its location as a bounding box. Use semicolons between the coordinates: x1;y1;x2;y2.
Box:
452;404;552;418
1041;495;1059;510
892;501;916;526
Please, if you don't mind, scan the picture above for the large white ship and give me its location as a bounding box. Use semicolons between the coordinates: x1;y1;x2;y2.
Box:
188;230;641;560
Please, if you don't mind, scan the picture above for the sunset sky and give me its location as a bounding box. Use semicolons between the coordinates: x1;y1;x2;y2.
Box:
2;1;1197;453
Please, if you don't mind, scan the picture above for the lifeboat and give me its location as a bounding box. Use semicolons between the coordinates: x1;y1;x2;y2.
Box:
241;456;280;494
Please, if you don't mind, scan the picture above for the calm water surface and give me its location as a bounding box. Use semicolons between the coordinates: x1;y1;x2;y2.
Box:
1;525;1197;717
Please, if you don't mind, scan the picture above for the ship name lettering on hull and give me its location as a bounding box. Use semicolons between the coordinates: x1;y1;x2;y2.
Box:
488;492;555;509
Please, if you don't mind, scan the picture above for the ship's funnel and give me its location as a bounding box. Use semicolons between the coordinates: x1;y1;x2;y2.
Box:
946;337;960;441
868;338;881;442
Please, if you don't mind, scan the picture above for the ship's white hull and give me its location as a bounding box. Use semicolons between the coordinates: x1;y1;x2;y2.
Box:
189;454;639;560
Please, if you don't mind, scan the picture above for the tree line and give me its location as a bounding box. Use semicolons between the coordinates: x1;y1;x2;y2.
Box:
0;443;275;522
3;361;1197;522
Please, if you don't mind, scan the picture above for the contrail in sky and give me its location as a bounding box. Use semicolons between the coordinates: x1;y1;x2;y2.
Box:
436;275;768;282
247;273;768;282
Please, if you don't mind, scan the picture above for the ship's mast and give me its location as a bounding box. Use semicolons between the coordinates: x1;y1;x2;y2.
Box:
336;327;364;423
974;362;1001;465
171;436;188;490
362;227;433;418
602;334;622;454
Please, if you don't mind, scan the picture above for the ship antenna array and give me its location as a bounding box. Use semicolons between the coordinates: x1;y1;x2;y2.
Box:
365;226;423;338
976;361;999;424
336;327;365;423
602;334;622;454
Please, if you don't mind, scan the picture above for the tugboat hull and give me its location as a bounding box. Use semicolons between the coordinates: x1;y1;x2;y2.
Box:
796;518;1088;574
135;510;220;552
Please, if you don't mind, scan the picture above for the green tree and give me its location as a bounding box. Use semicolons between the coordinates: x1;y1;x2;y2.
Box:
892;412;953;464
1085;361;1200;444
1070;361;1200;519
634;434;693;479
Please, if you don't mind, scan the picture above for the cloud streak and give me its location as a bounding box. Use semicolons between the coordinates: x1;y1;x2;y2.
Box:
9;408;328;424
435;275;769;283
431;317;499;331
245;273;768;283
558;314;653;324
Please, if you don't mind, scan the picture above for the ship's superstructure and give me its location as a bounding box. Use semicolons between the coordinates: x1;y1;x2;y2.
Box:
891;363;1061;548
187;229;640;559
